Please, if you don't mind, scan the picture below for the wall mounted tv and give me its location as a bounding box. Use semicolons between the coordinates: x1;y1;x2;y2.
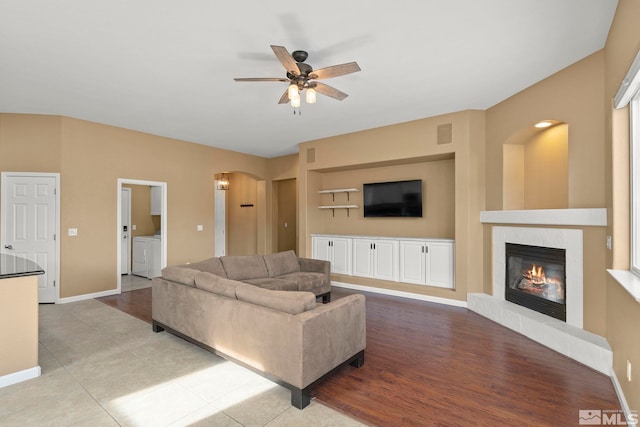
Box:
363;179;423;218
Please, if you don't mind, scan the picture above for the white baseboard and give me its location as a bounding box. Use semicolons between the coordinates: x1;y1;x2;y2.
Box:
610;368;638;427
0;366;41;389
58;288;120;304
331;281;467;308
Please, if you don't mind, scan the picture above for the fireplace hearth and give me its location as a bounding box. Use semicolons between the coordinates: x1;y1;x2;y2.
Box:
505;243;566;321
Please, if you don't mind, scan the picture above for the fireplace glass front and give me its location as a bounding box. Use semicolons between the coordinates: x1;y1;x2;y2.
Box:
505;243;566;321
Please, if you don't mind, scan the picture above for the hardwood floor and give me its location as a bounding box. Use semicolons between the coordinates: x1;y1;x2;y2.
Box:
97;286;622;426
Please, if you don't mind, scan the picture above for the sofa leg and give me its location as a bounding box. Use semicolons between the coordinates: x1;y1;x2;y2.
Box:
152;321;165;333
290;386;311;409
321;292;331;304
349;350;365;368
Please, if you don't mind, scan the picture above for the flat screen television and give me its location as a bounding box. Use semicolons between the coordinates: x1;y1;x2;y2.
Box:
363;179;423;217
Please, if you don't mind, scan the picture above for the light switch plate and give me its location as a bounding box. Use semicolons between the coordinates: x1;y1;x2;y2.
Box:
68;228;78;236
197;225;203;231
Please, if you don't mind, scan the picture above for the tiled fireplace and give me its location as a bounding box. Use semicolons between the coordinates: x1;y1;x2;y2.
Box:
470;209;611;375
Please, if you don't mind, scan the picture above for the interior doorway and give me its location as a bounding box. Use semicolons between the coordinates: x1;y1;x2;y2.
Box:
120;187;131;275
276;178;297;253
116;179;167;293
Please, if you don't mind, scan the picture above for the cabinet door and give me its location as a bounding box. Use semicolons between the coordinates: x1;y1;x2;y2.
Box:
331;237;352;275
150;186;161;215
312;236;331;262
399;241;426;285
426;242;454;288
352;239;373;278
373;240;398;281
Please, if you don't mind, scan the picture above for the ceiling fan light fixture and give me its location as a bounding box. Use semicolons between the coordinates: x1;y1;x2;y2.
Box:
290;97;301;108
306;88;316;104
288;83;299;100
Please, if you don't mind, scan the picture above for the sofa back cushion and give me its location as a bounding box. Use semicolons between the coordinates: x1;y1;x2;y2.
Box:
262;250;301;278
235;286;316;315
186;257;227;278
194;272;239;298
161;266;199;287
220;255;268;280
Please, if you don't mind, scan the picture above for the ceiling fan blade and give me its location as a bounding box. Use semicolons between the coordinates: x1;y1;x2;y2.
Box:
278;90;289;104
314;82;348;101
271;45;301;76
234;77;289;82
310;62;361;80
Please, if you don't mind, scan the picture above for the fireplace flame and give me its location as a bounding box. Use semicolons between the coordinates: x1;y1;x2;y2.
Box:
527;264;546;285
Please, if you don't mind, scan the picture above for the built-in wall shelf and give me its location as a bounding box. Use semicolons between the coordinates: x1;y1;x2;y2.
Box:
318;205;359;217
318;188;359;202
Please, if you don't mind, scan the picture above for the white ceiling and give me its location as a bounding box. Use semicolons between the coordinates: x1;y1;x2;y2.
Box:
0;1;617;158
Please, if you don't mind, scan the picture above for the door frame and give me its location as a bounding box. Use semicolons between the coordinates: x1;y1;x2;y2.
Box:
120;187;132;275
116;179;167;293
1;171;61;303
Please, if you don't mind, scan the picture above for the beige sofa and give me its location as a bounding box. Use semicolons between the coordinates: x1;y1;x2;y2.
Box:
165;250;332;302
151;251;366;409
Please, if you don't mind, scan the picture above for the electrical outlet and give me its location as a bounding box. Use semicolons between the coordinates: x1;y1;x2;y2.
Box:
197;225;203;231
627;360;632;382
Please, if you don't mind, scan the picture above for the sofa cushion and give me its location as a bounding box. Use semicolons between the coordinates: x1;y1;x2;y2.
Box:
186;257;227;278
220;255;268;280
243;277;299;292
194;272;239;298
278;271;329;293
262;250;301;278
161;266;199;287
235;286;316;315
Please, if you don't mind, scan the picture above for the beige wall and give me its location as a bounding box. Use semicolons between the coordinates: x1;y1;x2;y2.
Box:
276;178;297;253
318;160;455;238
123;184;159;238
0;114;269;298
298;110;485;301
523;124;568;209
227;173;259;255
604;0;640;410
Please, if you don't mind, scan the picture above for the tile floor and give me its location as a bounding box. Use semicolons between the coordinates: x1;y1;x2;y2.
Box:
0;299;365;426
121;274;153;293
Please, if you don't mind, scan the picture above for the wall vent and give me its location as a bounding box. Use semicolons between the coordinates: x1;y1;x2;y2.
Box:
437;124;453;145
306;147;316;163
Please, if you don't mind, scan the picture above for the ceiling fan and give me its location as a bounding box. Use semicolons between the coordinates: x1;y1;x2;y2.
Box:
234;45;361;107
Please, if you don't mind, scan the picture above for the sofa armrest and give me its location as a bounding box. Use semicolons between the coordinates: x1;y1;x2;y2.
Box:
298;257;330;276
296;293;366;387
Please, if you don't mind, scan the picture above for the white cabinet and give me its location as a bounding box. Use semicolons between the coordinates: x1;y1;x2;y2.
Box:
399;240;454;288
352;238;398;281
150;186;161;215
132;236;161;279
312;236;352;275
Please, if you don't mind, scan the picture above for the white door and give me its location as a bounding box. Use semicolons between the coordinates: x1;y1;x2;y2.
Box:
373;239;398;281
400;240;426;285
331;237;352;275
214;188;226;257
352;239;373;278
121;188;131;274
2;174;57;303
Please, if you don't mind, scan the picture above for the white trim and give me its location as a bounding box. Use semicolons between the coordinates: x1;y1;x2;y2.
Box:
1;172;61;304
610;367;638;427
614;48;640;109
58;288;119;304
331;281;467;308
0;366;41;389
480;208;607;226
607;269;640;303
116;179;167;293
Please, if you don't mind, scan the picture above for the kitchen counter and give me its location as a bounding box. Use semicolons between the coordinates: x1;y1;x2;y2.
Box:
0;254;45;278
0;254;44;388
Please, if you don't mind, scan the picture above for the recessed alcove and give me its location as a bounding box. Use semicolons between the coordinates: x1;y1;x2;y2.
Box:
502;122;568;210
